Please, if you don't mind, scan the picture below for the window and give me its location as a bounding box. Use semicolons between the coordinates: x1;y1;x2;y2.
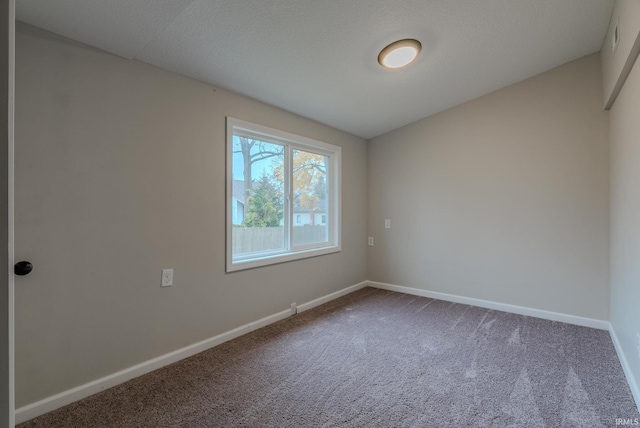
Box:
226;117;341;272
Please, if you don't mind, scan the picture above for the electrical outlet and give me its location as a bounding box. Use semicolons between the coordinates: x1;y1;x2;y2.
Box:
161;269;173;287
290;302;297;315
368;237;374;246
385;219;391;229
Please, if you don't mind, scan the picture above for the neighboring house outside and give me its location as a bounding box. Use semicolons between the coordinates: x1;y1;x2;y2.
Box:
232;180;247;225
293;208;327;226
293;196;327;226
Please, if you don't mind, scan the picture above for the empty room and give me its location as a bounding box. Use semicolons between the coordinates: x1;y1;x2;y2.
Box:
3;0;640;426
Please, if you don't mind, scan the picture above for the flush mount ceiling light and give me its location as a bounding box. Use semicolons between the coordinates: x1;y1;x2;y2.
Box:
378;39;422;69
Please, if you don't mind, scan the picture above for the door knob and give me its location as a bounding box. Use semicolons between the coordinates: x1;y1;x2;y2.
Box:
14;261;33;276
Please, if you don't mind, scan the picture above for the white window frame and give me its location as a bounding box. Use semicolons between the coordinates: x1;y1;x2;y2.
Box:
226;117;341;272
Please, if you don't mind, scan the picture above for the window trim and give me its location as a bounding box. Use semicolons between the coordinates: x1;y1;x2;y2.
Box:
226;117;341;272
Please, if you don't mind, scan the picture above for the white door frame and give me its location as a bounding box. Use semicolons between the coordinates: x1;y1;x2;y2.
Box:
1;0;15;426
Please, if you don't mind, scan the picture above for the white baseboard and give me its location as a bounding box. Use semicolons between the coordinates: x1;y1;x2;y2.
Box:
367;281;610;330
297;281;368;313
15;279;619;423
609;324;640;412
15;280;368;424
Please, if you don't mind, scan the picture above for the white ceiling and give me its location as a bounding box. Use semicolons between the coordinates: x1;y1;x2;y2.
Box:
16;0;614;140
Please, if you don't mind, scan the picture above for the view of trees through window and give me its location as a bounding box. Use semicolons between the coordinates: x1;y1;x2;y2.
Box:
231;136;329;257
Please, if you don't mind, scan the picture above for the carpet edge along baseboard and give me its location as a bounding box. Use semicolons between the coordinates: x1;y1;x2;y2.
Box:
19;280;631;423
15;281;369;424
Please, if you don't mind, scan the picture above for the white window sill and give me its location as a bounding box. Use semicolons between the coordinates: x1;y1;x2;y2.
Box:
226;245;341;272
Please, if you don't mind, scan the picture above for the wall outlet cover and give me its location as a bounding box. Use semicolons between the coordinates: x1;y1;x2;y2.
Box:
162;269;173;287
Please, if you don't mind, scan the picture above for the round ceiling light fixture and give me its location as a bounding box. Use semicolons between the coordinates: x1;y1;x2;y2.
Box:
378;39;422;69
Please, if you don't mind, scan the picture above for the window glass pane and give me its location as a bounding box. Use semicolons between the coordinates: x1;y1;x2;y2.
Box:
226;117;341;272
292;148;329;247
231;136;285;257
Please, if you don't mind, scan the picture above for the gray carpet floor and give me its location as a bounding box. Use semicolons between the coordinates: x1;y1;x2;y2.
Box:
19;287;639;427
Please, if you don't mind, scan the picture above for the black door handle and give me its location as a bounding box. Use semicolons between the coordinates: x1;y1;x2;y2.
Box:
14;261;33;276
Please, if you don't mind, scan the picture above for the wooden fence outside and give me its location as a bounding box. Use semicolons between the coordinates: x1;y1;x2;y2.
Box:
232;225;327;254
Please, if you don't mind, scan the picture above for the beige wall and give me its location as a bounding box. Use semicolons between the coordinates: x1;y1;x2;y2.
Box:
609;52;640;399
14;24;367;407
368;53;610;320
